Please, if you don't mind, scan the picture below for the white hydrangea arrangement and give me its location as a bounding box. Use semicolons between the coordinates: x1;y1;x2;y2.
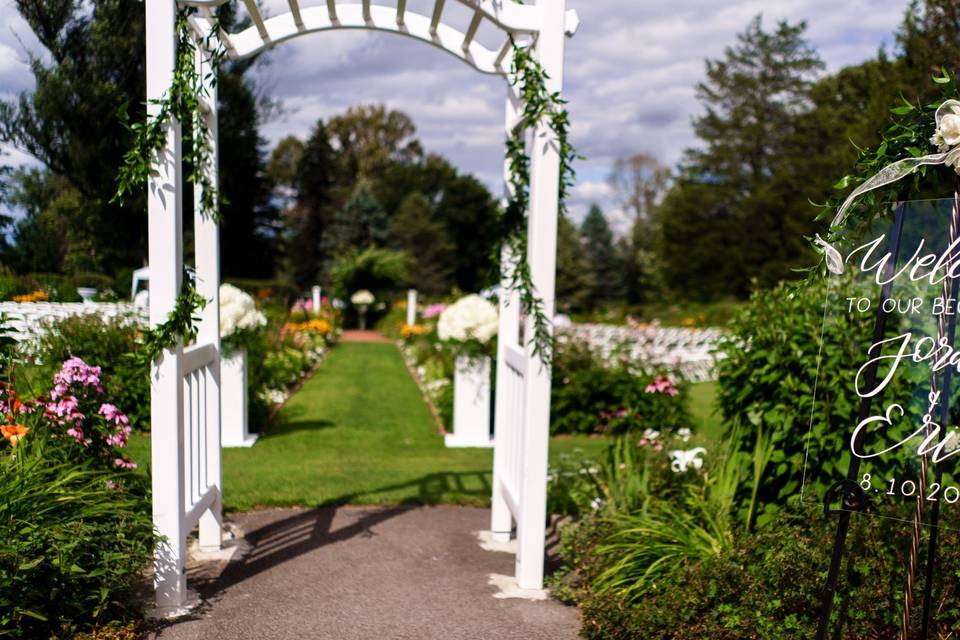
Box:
437;294;498;345
220;283;267;338
350;289;375;306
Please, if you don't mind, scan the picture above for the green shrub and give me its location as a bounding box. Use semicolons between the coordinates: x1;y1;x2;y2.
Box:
551;341;690;436
17;315;150;431
559;501;960;640
0;431;153;638
715;277;924;522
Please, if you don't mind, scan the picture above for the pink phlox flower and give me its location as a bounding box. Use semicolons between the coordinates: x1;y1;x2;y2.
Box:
52;357;103;398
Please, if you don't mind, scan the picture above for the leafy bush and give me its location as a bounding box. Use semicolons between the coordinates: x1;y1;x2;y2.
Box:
0;436;153;638
0;361;152;638
17;314;150;431
551;341;690;436
559;500;960;640
715;278;918;521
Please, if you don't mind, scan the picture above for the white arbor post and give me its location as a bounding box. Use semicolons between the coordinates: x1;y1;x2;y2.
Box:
193;42;223;552
312;285;321;312
147;0;187;612
490;88;523;544
515;0;566;590
406;289;417;326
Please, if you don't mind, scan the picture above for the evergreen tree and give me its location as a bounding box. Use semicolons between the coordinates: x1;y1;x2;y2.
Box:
656;15;823;299
390;192;454;295
217;66;279;278
555;213;593;313
286;122;337;287
580;204;623;305
322;182;389;270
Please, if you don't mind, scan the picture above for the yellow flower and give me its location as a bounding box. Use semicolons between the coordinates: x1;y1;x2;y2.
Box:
12;290;48;303
400;324;428;338
284;319;332;336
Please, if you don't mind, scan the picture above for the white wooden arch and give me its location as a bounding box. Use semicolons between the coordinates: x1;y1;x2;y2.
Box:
146;0;576;614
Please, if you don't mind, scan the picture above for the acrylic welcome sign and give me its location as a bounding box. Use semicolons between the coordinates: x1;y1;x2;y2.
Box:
805;197;960;639
804;198;960;526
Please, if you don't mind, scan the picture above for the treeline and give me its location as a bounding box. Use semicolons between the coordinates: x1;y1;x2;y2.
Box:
631;0;960;301
266;106;499;295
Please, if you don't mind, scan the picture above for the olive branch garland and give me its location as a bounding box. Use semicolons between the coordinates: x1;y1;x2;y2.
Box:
114;10;224;362
806;68;960;282
501;38;578;365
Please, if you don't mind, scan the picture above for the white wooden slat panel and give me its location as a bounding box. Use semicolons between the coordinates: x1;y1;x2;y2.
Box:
225;6;507;74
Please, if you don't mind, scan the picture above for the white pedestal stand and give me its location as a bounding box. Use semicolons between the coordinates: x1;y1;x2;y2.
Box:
445;355;493;448
222;349;258;448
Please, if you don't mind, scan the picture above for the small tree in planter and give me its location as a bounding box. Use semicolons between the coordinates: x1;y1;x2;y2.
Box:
437;294;498;448
220;284;267;447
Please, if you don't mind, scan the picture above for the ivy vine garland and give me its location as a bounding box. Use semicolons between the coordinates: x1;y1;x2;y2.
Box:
502;39;578;365
812;68;960;278
115;8;576;368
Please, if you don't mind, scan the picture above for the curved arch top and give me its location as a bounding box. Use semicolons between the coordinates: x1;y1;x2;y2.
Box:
182;1;579;76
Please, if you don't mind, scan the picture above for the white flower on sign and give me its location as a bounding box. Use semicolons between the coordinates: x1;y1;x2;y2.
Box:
669;447;706;473
220;284;267;338
437;294;499;344
350;289;375;306
939;109;960;147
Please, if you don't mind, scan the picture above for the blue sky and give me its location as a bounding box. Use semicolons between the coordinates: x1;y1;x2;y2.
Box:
0;0;908;228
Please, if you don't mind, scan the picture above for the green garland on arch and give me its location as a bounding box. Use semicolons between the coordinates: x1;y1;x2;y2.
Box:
114;10;224;361
501;39;578;366
113;8;226;221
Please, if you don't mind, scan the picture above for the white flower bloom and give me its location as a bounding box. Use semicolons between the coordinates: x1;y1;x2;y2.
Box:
642;428;660;442
350;289;375;305
941;112;960;146
677;427;692;443
220;284;267;338
669;447;707;473
590;497;605;511
437;294;499;344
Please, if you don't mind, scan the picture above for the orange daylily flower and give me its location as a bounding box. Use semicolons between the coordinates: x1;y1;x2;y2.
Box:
1;423;29;446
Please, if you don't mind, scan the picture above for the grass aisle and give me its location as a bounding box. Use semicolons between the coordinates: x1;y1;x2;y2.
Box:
130;342;607;511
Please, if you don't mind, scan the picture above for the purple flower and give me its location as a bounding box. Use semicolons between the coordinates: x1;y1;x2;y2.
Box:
645;376;678;397
52;357;103;399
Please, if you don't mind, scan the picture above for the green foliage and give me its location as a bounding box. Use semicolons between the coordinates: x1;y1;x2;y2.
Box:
581;205;623;305
656;15;825;300
135;272;207;369
0;421;153;638
559;501;960;640
390;192;455;295
551;341;690;436
555;213;594;313
18;314;150;431
114;9;224;221
324;181;390;256
714;277;922;524
502;40;579;364
329;246;409;301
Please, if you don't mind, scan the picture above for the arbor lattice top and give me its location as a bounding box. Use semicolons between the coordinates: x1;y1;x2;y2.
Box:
180;0;579;74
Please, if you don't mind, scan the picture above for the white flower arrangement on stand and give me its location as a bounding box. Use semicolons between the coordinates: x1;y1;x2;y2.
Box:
350;289;375;329
219;283;266;448
438;294;498;448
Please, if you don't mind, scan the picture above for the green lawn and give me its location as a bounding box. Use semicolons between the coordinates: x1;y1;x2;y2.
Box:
128;342;607;511
689;380;725;445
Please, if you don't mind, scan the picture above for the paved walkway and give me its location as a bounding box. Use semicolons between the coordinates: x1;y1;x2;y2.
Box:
150;506;579;640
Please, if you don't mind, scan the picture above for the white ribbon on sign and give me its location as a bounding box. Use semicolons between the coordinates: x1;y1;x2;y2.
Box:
831;99;960;230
